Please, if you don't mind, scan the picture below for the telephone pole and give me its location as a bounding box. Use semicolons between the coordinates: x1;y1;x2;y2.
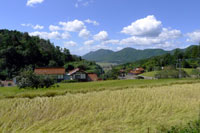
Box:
179;59;182;78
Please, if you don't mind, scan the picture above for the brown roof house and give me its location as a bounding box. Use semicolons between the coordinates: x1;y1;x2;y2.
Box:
34;67;66;82
129;67;145;75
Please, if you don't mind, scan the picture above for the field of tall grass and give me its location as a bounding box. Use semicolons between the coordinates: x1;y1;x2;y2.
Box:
1;80;200;132
0;79;199;99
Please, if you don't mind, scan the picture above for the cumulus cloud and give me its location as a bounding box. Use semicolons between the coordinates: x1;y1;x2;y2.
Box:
61;32;71;39
159;28;182;40
85;19;99;26
84;40;95;45
121;15;162;37
64;41;77;47
101;39;120;45
29;31;70;40
93;31;109;41
59;20;86;32
120;28;182;48
75;0;94;8
119;15;182;49
79;29;91;39
49;25;61;31
186;31;200;43
21;24;44;30
26;0;44;7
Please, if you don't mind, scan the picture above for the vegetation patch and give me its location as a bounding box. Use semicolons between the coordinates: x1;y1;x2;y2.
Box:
1;83;200;132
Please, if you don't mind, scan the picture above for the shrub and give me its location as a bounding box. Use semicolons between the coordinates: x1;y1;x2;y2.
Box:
17;70;55;89
61;80;78;83
155;69;188;79
8;83;12;86
165;120;200;132
191;69;200;78
0;82;4;87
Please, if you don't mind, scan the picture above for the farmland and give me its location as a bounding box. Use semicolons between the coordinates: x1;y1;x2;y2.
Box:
1;79;200;132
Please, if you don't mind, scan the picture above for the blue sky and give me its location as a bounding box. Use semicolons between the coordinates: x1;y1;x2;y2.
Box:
0;0;200;55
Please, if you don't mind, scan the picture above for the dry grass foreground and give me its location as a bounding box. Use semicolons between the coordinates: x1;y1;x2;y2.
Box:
1;83;200;133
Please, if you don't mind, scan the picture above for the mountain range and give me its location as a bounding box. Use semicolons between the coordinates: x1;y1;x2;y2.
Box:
82;47;176;64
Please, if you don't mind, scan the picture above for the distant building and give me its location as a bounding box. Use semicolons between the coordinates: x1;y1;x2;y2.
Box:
67;68;88;81
129;67;145;75
0;80;15;86
34;67;66;82
67;68;98;82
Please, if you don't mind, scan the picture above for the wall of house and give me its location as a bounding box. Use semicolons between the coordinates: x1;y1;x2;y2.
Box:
71;72;87;80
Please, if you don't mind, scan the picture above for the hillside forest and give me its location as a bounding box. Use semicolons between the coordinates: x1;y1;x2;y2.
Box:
0;30;103;80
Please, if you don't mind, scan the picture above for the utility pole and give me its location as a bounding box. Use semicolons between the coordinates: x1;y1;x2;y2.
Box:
179;59;182;78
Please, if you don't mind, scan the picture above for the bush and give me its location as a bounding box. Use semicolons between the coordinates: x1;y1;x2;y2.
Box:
17;70;55;89
165;120;200;133
0;82;4;87
191;69;200;78
61;80;78;83
8;83;12;86
155;69;188;79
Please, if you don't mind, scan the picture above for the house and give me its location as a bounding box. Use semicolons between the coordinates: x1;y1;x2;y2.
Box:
67;68;88;81
119;69;126;77
0;80;15;87
67;68;99;82
129;67;145;75
88;73;98;81
34;67;66;82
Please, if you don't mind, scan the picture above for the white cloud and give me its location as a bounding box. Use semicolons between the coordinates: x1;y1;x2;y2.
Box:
93;31;109;41
75;0;94;8
61;32;71;39
33;24;44;30
64;41;77;47
78;44;112;55
101;39;120;45
26;0;44;7
84;40;94;45
159;28;182;40
116;47;123;51
186;31;200;43
121;15;162;37
79;29;91;39
120;36;161;46
21;24;44;30
29;31;61;39
59;20;86;32
85;19;99;26
49;25;61;31
120;28;182;48
29;31;70;40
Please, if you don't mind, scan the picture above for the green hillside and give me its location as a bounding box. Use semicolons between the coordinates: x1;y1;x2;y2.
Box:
83;47;171;64
0;29;102;80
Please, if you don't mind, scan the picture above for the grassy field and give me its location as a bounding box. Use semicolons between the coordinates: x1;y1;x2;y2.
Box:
1;79;200;132
140;71;159;77
183;68;195;75
140;68;195;77
0;79;199;99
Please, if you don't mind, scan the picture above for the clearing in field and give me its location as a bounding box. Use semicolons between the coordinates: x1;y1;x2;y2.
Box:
0;79;200;132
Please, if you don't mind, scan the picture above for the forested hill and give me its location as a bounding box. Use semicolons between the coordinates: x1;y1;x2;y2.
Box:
0;29;102;80
117;45;200;72
82;47;173;64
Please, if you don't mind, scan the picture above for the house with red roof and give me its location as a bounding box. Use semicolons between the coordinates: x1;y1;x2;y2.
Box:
34;67;66;82
129;67;145;75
